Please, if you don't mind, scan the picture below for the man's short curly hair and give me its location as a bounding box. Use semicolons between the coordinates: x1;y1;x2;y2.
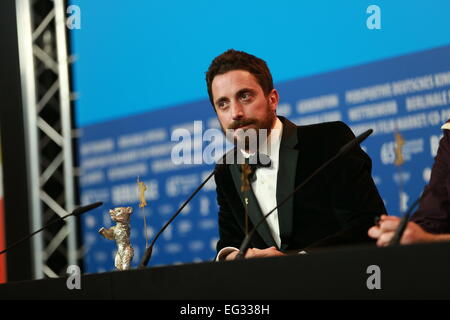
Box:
205;49;274;107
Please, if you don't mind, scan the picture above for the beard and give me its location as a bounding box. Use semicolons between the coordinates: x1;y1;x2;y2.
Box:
220;105;276;152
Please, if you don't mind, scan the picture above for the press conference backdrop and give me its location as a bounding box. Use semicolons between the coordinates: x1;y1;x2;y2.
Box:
70;0;450;273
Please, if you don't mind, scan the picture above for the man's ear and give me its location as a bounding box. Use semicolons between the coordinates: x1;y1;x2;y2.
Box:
268;89;279;112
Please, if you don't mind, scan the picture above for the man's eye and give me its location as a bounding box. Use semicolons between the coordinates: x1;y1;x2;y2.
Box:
241;93;251;100
218;102;228;109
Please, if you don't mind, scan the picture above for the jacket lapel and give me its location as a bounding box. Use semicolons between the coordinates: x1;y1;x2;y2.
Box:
229;163;277;248
276;117;299;250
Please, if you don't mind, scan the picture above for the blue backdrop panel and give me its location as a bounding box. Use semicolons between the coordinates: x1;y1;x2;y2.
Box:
69;0;450;127
79;45;450;273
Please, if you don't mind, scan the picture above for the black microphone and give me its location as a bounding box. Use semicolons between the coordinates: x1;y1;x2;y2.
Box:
235;129;374;259
138;170;216;268
0;201;103;255
388;185;431;246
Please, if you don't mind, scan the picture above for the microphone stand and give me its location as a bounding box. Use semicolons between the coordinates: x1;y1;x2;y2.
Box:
138;170;216;268
388;187;429;246
0;202;103;255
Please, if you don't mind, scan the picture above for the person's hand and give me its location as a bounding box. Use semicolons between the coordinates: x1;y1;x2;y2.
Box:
368;214;435;246
225;246;285;260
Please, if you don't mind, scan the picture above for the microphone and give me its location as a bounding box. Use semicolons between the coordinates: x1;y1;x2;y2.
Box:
388;186;430;246
339;129;373;154
72;202;103;217
138;170;216;268
0;201;103;255
235;129;374;259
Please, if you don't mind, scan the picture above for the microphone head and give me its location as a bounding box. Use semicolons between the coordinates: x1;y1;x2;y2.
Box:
339;129;373;155
357;129;373;144
72;202;103;217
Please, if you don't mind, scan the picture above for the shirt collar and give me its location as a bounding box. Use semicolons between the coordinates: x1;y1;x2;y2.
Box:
441;119;450;130
240;117;283;164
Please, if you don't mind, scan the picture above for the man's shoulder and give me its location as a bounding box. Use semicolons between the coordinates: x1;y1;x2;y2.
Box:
297;120;352;134
295;121;355;145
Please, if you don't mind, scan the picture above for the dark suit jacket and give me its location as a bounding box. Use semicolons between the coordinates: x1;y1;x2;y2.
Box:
411;128;450;233
214;116;386;253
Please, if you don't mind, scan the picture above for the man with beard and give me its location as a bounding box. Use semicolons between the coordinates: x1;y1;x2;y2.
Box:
206;49;386;261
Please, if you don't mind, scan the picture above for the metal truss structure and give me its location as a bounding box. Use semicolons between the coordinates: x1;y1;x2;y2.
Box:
16;0;78;279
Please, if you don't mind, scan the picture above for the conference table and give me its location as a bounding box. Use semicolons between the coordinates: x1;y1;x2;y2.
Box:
1;242;449;300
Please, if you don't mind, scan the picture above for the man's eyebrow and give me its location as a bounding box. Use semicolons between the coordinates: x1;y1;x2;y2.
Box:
214;88;257;105
236;88;256;96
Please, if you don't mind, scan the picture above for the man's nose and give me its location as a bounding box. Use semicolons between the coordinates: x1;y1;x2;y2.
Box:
231;101;244;120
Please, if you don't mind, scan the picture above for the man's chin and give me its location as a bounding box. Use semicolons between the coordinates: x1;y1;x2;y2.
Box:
233;129;262;151
233;138;252;151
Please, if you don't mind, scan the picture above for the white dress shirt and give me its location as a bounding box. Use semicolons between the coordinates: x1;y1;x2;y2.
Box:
217;117;283;260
